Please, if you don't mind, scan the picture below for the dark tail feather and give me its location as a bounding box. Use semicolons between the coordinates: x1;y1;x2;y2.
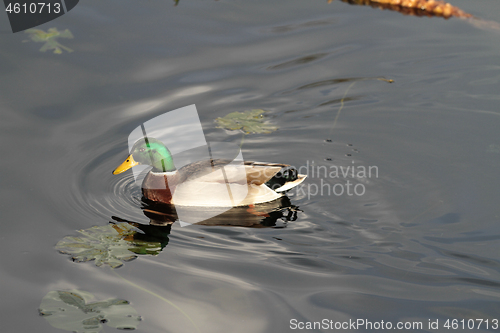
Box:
265;166;298;191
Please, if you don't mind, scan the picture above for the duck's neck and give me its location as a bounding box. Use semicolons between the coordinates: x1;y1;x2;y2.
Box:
151;155;176;172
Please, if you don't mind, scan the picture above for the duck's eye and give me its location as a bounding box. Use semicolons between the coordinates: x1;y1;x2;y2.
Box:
139;148;146;152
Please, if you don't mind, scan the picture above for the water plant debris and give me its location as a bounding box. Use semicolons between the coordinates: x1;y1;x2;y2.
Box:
334;0;472;19
39;290;141;333
24;28;74;54
215;109;277;134
55;223;163;268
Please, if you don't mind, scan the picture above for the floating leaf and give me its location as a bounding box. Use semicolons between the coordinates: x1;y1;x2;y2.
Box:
56;223;163;268
336;0;472;19
215;109;277;134
39;290;141;333
24;28;74;54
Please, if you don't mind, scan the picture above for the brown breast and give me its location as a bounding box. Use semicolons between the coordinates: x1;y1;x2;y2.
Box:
141;171;182;204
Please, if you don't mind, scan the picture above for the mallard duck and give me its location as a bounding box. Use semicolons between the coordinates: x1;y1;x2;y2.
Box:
113;138;306;207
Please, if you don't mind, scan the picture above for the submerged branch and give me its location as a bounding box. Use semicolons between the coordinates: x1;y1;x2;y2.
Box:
335;0;472;19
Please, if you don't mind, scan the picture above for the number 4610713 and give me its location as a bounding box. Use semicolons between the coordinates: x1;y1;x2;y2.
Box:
5;2;62;14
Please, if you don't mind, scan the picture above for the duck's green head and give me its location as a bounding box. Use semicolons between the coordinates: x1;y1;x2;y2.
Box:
112;137;176;175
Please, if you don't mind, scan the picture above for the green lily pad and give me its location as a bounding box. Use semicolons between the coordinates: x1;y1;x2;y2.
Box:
39;290;141;333
24;28;74;54
215;109;277;134
56;223;163;268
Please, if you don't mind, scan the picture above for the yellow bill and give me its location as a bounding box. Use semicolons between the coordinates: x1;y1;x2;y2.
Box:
112;155;139;175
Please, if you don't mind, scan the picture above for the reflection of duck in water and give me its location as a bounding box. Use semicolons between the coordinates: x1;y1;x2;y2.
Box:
56;200;299;268
107;196;299;262
93;196;297;267
112;137;306;207
113;197;298;230
140;195;300;227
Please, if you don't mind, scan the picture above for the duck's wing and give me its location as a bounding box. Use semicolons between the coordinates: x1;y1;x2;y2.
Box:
244;162;288;185
179;160;286;185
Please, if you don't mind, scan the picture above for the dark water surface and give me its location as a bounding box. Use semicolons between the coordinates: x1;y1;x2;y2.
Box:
2;0;500;332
